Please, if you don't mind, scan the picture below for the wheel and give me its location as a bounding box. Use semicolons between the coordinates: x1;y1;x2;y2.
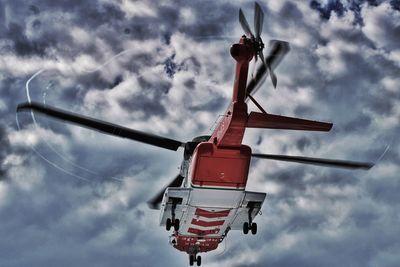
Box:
174;219;180;231
166;218;172;231
243;222;249;235
189;255;194;266
196;255;201;266
251;222;257;235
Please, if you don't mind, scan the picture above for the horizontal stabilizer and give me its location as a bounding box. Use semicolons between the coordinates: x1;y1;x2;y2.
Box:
247;112;332;132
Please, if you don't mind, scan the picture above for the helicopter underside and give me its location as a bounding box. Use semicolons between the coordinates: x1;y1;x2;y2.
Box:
160;187;266;254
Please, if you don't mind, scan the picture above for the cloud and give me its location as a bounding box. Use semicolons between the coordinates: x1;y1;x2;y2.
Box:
362;2;400;51
0;0;399;267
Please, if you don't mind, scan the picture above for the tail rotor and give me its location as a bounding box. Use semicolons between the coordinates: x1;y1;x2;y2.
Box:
239;3;290;92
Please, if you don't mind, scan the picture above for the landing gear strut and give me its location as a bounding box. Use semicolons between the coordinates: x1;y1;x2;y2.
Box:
189;254;202;266
243;204;257;235
165;202;180;231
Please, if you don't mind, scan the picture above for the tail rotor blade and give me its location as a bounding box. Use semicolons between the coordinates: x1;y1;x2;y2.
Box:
259;52;277;89
267;63;277;88
254;2;264;40
148;174;185;209
266;40;290;70
239;8;254;38
252;153;374;170
246;40;290;96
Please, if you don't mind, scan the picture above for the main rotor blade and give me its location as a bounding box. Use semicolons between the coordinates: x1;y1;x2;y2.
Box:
246;40;290;96
252;153;374;170
17;101;184;151
148;174;184;209
239;8;254;38
254;2;264;40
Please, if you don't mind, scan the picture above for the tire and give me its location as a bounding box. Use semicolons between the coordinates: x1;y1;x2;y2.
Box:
196;255;201;266
174;219;180;231
166;218;172;231
251;222;257;235
243;222;249;235
189;255;194;266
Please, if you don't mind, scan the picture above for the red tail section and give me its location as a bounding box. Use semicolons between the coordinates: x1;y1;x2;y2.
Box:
210;36;254;148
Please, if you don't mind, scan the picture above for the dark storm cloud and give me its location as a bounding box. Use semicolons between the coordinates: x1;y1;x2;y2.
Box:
309;0;398;24
5;22;52;56
118;92;168;117
279;1;304;21
189;96;226;112
0;127;11;178
310;0;346;20
295;136;312;151
1;0;399;267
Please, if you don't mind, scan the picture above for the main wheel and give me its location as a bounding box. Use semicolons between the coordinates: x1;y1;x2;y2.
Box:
196;255;202;266
251;222;257;235
174;219;180;231
189;255;194;266
243;222;249;235
166;218;172;231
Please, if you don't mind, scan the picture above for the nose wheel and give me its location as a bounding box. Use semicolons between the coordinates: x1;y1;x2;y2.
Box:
189;255;201;266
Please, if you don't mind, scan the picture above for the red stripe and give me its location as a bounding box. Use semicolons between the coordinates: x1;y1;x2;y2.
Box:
188;227;220;235
195;208;230;218
191;219;225;227
192;181;245;188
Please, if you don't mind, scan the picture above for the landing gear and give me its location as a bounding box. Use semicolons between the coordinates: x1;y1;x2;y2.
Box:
166;218;172;231
243;222;249;234
165;218;180;231
189;255;194;266
243;204;258;235
251;222;257;235
174;219;180;231
165;202;180;231
189;255;202;266
242;222;257;235
197;255;202;266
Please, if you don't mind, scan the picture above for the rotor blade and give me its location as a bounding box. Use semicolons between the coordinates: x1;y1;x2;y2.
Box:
267;63;277;88
246;40;290;96
148;174;185;209
239;8;254;38
17;101;184;151
259;52;277;89
254;2;264;40
265;40;291;69
252;153;374;170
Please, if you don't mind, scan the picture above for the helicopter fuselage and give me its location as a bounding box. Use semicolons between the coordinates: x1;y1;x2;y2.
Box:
16;4;373;266
158;36;264;258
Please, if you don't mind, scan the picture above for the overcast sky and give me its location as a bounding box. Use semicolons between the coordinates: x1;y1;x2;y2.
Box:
0;0;399;266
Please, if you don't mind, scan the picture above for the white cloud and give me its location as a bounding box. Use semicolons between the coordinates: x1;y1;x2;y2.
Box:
1;1;399;266
120;0;157;18
362;2;400;50
180;7;196;25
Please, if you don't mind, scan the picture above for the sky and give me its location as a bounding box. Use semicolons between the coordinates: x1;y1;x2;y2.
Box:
0;0;399;266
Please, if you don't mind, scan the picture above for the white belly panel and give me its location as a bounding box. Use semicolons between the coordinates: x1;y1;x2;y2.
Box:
188;188;244;208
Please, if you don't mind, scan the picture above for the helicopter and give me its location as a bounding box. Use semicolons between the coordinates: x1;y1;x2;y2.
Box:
16;2;374;266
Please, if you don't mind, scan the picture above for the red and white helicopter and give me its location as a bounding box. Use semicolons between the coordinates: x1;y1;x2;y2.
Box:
17;3;374;266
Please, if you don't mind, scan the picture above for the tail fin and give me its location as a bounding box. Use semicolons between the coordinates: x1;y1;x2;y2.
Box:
247;112;332;132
